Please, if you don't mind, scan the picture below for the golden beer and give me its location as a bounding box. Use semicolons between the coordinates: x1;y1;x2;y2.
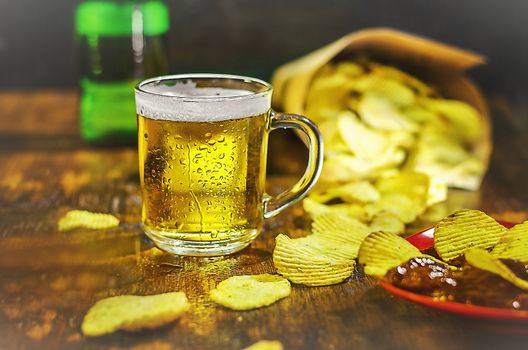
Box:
135;74;323;256
138;112;268;244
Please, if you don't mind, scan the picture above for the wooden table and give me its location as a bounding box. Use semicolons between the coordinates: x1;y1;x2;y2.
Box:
0;91;527;350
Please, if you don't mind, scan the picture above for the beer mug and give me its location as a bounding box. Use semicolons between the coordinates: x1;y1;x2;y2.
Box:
135;74;323;256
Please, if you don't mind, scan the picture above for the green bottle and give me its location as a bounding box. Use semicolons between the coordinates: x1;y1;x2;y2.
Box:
75;0;169;145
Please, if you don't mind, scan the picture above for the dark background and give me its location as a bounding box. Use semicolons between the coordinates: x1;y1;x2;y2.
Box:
1;0;528;104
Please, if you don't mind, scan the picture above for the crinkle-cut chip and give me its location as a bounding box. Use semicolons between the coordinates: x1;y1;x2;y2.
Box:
311;181;380;204
273;234;355;286
465;249;528;290
311;213;372;256
283;234;359;261
58;210;119;231
492;221;528;262
358;231;440;276
365;194;422;224
434;209;507;262
242;340;284;350
81;292;189;336
403;105;438;124
209;274;290;310
420;98;482;142
369;211;405;235
368;62;435;96
358;92;419;132
376;172;429;205
337;111;390;159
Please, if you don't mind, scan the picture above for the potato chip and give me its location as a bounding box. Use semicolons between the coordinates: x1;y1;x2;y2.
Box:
305;72;353;117
492;221;528;262
243;340;284;350
335;61;364;77
358;231;441;276
311;212;371;256
376;172;429;205
368;62;434;96
364;194;421;224
209;274;291;310
420;98;482;142
445;158;486;191
318;156;363;183
414;130;472;166
310;181;380;204
368;211;405;235
81;292;189;336
303;197;365;220
58;210;119;231
317;120;349;153
403;105;437;124
465;248;528;290
273;234;355;286
426;179;448;207
302;59;487;233
434;209;507;262
321;150;405;181
358;92;418;132
385;130;415;149
337;111;390;159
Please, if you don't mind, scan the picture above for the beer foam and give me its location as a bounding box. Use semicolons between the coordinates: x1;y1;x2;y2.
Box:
135;79;271;121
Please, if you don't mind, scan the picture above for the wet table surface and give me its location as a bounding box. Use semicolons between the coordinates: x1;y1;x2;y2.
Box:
0;91;528;350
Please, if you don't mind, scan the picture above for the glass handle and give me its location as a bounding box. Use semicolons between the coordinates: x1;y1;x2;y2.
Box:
263;111;324;219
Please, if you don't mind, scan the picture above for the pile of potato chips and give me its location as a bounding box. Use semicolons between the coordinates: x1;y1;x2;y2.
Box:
358;209;528;294
303;60;487;231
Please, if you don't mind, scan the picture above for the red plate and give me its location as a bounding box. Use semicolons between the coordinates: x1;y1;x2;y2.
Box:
379;221;528;321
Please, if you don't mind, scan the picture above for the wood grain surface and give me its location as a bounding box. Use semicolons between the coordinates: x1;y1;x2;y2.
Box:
0;92;527;350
